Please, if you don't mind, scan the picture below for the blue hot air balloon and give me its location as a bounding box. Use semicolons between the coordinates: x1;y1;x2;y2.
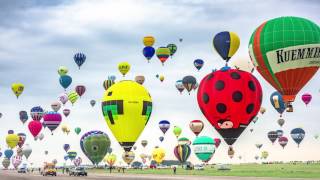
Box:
59;75;72;90
290;128;305;147
193;59;204;71
143;46;155;62
64;155;69;161
4;149;13;159
270;91;286;116
213;31;240;62
159;136;164;142
74;53;86;69
0;152;2;157
159;120;170;134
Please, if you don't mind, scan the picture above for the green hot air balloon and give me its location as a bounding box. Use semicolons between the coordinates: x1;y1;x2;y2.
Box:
192;136;215;162
74;127;81;135
80;131;111;165
173;126;182;138
167;44;177;57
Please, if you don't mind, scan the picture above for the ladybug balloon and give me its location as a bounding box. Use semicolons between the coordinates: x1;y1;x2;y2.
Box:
197;67;262;146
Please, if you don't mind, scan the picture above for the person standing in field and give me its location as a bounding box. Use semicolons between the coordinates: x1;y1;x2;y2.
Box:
173;166;177;174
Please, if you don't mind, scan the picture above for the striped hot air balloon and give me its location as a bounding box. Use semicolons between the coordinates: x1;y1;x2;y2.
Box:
74;53;86;69
174;144;191;164
43;111;62;134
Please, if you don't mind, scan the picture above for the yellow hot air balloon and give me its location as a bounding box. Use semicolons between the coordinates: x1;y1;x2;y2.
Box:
152;147;165;164
122;151;135;165
104;154;117;166
58;66;68;76
102;80;152;152
118;62;131;77
159;75;164;82
11;83;24;98
143;36;155;46
68;91;79;105
6;134;19;149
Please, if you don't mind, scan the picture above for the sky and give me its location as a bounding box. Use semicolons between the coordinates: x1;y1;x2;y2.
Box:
0;0;320;167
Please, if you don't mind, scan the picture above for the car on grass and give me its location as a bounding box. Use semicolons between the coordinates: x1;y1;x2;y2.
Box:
194;164;204;170
18;167;27;173
69;167;88;176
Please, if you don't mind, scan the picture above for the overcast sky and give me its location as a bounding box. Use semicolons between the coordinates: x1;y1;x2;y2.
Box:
0;0;320;167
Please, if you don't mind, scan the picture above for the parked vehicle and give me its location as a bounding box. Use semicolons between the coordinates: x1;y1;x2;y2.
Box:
18;167;27;173
194;164;204;170
69;167;87;176
42;162;57;176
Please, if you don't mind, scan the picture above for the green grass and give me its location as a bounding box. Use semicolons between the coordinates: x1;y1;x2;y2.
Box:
86;163;320;178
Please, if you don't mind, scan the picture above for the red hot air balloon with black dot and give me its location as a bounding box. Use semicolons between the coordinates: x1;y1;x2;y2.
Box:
197;67;262;146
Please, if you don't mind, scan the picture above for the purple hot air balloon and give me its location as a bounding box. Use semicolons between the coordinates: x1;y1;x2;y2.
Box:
63;144;70;153
43;111;62;134
73;157;82;167
75;85;86;98
17;133;26;148
12;155;22;169
301;93;312;106
59;93;69;105
63;109;71;117
30;106;44;121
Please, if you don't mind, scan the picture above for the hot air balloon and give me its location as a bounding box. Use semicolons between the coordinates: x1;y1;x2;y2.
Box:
249;16;320;110
167;44;177;57
58;66;68;76
2;158;10;169
141;140;148;148
30;106;44;121
152;147;165;164
19;111;28;124
135;75;145;85
104;154;117;167
301;93;312;106
182;76;197;94
159;136;164;142
159;75;164;82
90;100;96;107
159;120;170;134
108;75;116;81
43;111;62;134
214;138;221;148
254;155;259;160
193;136;215;163
213;31;240;63
278;136;288;149
59;75;72;90
0;112;2;118
291;128;305;147
189;120;204;136
193;82;199;91
268;131;278;144
174;144;191;164
17;133;26;148
28;120;42;139
133;146;137;151
259;107;266;114
314;134;319;140
74;127;81;135
59;93;69;105
118;62;131;76
63;144;70;153
277;118;285;127
261;151;269;159
6;132;19;149
44;150;48;155
63;109;70;117
255;143;263;149
4;149;13;159
51;101;61;112
143;36;155;46
143;46;155;62
270;91;286;116
156;47;170;65
38;133;44;141
107;148;113;154
276;130;284;138
80;130;111;165
11;83;24;98
175;80;185;94
102;81;152;152
74;52;86;69
252;116;259;123
103;80;115;91
73;157;82;167
228;147;235;159
250;128;254;133
22;144;32;159
178;137;191;145
68;91;79;105
12;155;22;169
75;85;86;97
197;68;262;146
122;151;135;165
194;59;204;71
173;126;182;139
67;151;77;161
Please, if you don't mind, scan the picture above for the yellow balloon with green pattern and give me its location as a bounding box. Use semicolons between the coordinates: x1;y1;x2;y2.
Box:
11;83;24;98
102;80;152;152
68;91;79;105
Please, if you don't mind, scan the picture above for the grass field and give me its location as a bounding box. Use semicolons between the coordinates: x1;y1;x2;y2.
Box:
86;163;320;178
